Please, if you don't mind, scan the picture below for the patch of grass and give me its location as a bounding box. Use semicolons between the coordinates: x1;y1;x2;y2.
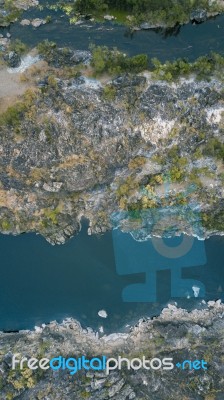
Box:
102;84;117;100
8;39;27;55
0;102;27;128
43;207;60;225
0;89;36;129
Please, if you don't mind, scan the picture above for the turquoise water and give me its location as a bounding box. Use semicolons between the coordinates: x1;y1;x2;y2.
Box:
0;225;224;332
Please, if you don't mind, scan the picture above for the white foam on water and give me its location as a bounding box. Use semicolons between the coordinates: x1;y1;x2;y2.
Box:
7;54;40;74
192;285;200;298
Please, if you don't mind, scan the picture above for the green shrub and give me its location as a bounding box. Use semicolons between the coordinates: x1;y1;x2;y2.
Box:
0;103;27;127
152;52;224;81
75;0;107;14
91;45;148;76
9;39;27;55
37;40;57;58
103;85;117;100
0;90;36;129
203;138;224;160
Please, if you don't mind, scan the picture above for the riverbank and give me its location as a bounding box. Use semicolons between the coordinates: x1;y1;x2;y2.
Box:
0;46;224;244
1;0;224;30
0;301;223;399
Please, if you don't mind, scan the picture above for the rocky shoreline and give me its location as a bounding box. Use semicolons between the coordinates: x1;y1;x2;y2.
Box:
0;51;223;244
0;0;224;30
0;301;224;399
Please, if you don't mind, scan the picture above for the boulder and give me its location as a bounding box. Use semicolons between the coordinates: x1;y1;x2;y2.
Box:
4;51;21;68
104;14;115;21
190;9;207;23
31;18;47;28
71;50;92;65
20;19;31;26
98;309;108;318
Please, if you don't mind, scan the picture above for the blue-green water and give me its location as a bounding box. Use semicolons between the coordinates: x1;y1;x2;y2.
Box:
0;225;224;332
1;8;224;62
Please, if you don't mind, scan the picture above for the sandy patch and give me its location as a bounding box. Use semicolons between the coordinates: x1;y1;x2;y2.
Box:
0;67;31;113
0;49;42;113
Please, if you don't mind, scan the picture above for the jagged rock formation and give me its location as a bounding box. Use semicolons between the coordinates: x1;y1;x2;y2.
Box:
0;70;223;243
0;301;223;399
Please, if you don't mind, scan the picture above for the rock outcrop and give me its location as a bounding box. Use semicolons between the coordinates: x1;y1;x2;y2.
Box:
0;301;223;399
0;67;223;243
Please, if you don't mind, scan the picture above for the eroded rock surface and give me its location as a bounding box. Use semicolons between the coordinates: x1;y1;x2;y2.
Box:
0;302;224;399
0;69;223;243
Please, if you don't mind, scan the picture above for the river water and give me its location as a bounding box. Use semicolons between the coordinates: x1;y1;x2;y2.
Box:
0;9;224;332
1;6;224;62
0;227;224;332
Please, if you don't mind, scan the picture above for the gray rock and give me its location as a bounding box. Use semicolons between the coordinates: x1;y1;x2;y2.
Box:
71;50;92;65
0;303;223;399
20;18;31;26
190;9;207;23
31;18;47;27
140;22;153;29
4;51;21;67
104;14;116;21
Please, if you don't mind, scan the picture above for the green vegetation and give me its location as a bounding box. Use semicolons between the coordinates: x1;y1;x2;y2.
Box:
73;0;218;26
102;84;117;100
42;207;61;227
91;45;148;75
1;219;11;231
37;40;86;74
90;47;224;80
0;103;28;128
203;138;224;161
0;1;22;27
152;52;224;81
202;210;224;230
128;156;147;170
0;90;36;129
37;40;57;59
8;39;28;55
36;38;224;82
80;391;91;398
